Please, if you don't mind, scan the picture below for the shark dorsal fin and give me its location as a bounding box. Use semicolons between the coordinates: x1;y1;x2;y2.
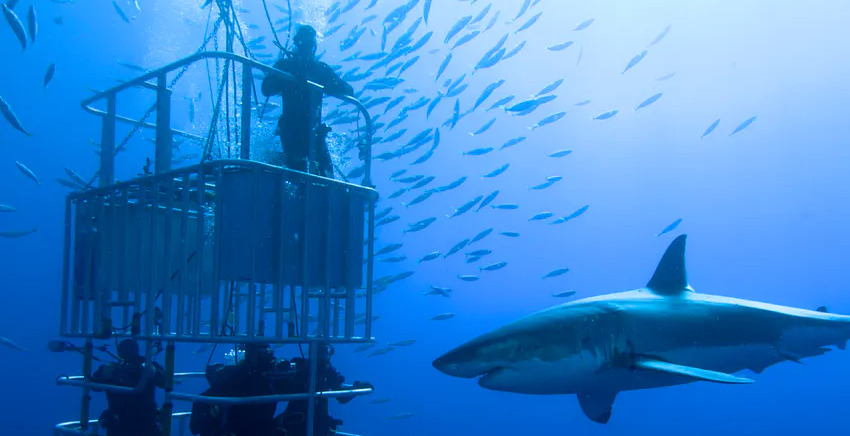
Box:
646;234;691;295
816;306;829;313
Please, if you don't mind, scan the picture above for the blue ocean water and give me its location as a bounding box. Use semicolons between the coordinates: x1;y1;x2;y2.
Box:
2;0;850;434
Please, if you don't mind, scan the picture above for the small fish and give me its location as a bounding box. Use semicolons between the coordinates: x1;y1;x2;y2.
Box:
375;207;394;221
387;189;406;199
502;40;526;61
451;196;482;218
499;136;526;150
457;275;480;282
2;4;27;50
530;181;555;190
445;239;471;258
470;118;497;136
375;243;403;256
0;337;25;351
379;256;407;263
388;412;415;420
15;161;40;184
512;0;531;22
436;176;467;192
376;215;400;227
543;268;570;279
466;249;492;257
531;112;566;130
574;18;595;31
635;93;663;111
701;119;720;138
492;204;519;210
370;397;392;404
488;95;515;111
425;286;453;297
64;167;87;187
444;15;473;43
594;110;618;120
390;169;407;179
657;218;683;237
26;4;35;43
368;347;395;357
553;290;577;298
404;217;437;233
730;116;757;136
536;79;564;97
547;41;573;51
470;228;494;244
354;343;377;353
657;72;676;81
480;262;507;272
112;0;131;23
574;100;592;106
405;189;435;207
500;232;520;237
43;63;56;88
418;252;441;263
463;147;494;156
648;25;672;47
435;53;452;83
529;212;554;221
430;313;456;321
0;227;36;238
423;0;432;24
622;50;648;74
0;95;31;136
483;164;510;178
548;149;572;158
515;11;542;33
551;205;589;224
389;339;416;347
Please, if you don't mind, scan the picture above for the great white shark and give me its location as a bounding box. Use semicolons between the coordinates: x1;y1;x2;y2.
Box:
432;234;849;423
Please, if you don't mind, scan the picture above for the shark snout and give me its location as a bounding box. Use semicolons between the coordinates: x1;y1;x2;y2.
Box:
433;348;497;379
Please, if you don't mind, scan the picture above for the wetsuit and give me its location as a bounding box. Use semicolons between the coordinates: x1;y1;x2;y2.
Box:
91;360;166;436
261;56;354;178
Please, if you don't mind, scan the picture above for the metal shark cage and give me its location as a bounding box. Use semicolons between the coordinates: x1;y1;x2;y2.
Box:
52;51;378;436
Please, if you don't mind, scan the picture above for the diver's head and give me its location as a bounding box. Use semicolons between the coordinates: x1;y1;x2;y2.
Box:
317;341;335;365
244;343;275;372
293;25;318;59
117;339;142;363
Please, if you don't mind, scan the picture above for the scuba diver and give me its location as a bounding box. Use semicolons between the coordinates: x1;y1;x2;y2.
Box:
261;24;355;179
276;342;373;436
190;344;285;436
90;339;167;436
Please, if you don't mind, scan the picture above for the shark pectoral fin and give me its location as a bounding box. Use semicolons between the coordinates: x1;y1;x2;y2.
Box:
634;358;754;384
577;391;617;424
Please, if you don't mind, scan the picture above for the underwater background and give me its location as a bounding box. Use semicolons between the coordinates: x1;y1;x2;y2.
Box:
1;0;850;434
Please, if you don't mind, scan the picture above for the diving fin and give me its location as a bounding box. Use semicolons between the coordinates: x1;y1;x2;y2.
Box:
634;358;754;384
577;390;617;424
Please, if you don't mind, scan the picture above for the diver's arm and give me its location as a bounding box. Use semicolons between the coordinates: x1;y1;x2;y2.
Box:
261;59;288;97
317;63;354;97
152;362;168;389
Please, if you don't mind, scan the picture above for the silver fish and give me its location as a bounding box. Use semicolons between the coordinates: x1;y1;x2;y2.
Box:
0;95;31;136
15;161;39;184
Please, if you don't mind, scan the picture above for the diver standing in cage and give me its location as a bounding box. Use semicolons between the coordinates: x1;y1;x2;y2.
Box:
91;339;167;436
261;25;355;179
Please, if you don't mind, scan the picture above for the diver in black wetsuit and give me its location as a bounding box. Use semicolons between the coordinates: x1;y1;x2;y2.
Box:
276;342;373;436
190;344;285;436
91;339;166;436
261;25;354;178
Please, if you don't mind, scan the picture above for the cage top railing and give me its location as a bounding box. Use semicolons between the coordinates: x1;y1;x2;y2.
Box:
80;51;375;187
64;159;378;203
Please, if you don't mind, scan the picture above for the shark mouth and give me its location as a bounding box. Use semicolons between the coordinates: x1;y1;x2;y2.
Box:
477;366;508;387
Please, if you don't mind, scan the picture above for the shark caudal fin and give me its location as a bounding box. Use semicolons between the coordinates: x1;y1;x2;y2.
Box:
646;234;693;295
